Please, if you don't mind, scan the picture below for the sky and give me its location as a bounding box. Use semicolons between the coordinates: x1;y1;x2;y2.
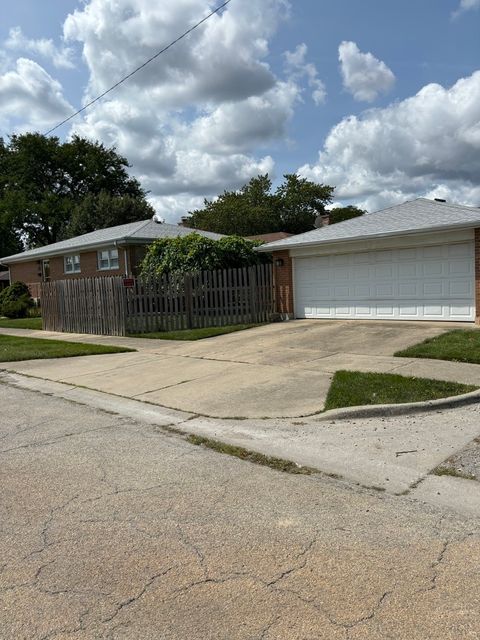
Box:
0;0;479;222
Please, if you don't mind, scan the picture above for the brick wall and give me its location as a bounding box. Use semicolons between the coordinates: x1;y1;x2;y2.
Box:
475;229;480;324
6;245;145;288
272;250;294;317
8;260;41;285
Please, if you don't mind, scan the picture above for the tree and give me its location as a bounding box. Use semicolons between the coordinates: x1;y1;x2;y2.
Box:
141;234;268;278
0;214;22;260
0;133;150;248
65;191;156;238
276;174;334;234
186;175;277;236
328;205;365;225
185;174;334;236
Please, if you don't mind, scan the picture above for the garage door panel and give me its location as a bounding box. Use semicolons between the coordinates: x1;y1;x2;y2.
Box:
422;262;444;276
449;260;472;275
294;242;474;322
449;281;472;296
423;281;443;296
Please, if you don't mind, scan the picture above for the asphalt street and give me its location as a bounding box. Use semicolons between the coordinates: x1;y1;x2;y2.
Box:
1;382;479;639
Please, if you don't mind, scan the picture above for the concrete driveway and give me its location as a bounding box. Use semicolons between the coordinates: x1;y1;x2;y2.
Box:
2;320;479;418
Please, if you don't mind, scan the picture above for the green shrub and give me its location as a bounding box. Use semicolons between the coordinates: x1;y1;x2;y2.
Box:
0;281;33;318
141;233;270;278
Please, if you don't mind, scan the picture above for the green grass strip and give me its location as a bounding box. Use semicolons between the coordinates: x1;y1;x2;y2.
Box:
0;317;43;330
324;370;477;411
0;334;134;362
395;329;480;364
186;434;320;475
129;323;264;341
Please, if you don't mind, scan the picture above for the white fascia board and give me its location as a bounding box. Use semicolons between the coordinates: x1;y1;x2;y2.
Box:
290;228;474;258
256;220;480;253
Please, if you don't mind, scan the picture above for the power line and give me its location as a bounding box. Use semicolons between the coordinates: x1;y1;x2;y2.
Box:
44;0;232;136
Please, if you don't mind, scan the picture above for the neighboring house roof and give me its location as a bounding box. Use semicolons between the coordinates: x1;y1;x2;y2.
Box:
246;232;293;243
256;199;480;252
0;219;224;264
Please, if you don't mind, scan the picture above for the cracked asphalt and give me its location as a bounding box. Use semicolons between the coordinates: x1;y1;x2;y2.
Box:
1;383;480;639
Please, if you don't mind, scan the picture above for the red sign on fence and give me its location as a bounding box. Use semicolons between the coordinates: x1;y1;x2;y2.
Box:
123;277;135;288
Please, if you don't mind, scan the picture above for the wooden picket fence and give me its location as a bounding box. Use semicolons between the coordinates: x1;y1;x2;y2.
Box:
41;264;274;336
41;276;127;336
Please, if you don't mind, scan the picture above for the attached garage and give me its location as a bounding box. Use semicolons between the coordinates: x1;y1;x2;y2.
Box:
294;240;474;322
258;199;480;324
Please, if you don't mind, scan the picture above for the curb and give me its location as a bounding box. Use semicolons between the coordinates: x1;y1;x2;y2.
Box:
316;388;480;421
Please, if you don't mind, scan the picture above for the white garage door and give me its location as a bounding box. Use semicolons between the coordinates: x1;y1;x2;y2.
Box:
294;242;475;322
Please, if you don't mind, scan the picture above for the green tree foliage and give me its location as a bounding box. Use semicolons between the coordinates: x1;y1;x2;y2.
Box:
186;175;277;236
0;133;150;248
0;281;33;318
186;174;334;236
0;216;22;259
65;191;156;238
141;234;269;277
328;205;365;225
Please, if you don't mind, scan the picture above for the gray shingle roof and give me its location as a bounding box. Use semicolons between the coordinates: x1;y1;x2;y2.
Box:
1;220;224;264
257;199;480;252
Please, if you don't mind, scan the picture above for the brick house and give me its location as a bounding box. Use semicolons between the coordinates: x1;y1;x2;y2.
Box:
0;271;10;291
0;219;223;297
257;199;480;324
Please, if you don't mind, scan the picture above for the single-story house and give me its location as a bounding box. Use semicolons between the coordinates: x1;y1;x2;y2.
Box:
0;271;10;291
0;219;223;293
257;198;480;324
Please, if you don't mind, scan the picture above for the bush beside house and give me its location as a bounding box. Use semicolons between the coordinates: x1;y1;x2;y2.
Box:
141;233;270;277
0;282;34;318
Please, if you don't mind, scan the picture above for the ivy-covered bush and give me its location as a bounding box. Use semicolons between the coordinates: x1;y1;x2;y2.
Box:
141;233;270;278
0;281;34;318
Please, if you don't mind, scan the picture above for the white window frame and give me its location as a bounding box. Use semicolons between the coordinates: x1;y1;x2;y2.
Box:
64;254;81;274
97;247;119;271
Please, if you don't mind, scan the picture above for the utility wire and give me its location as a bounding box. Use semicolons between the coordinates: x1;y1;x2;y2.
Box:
44;0;232;136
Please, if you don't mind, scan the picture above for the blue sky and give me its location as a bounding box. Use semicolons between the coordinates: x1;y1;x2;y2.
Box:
0;0;479;220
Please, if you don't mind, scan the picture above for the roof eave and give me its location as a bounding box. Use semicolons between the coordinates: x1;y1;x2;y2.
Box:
0;237;136;265
256;220;480;252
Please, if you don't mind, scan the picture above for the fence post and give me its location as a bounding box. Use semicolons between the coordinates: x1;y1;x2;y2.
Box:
184;273;194;329
249;266;258;323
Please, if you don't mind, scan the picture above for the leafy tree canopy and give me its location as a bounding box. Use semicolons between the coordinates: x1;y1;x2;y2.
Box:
0;133;150;251
141;234;269;278
185;174;335;236
65;191;156;238
328;205;366;225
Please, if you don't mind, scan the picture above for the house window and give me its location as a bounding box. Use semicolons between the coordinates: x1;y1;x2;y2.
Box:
97;248;119;271
64;254;81;274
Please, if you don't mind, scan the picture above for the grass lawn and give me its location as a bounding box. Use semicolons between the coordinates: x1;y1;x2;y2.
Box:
0;317;43;330
324;370;477;411
394;329;480;364
0;335;134;362
129;323;264;341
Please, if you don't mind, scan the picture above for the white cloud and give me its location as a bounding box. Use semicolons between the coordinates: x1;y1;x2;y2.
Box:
5;27;75;69
299;71;480;211
0;58;73;132
453;0;480;16
284;43;326;105
338;41;395;103
60;0;296;221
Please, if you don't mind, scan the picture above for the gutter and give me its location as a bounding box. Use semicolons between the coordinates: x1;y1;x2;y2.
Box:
255;219;480;252
0;236;153;266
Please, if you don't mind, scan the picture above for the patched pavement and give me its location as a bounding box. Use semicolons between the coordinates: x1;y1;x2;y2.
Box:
1;383;480;639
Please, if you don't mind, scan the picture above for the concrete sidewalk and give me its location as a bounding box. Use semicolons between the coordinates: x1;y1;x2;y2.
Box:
4;371;480;516
1;322;480;419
